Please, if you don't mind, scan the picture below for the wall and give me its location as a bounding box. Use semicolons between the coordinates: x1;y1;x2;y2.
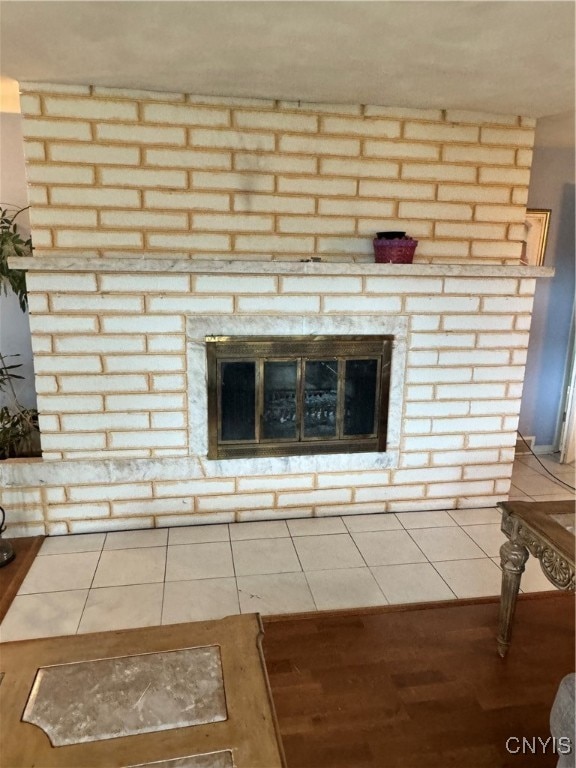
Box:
0;109;36;409
519;111;575;449
19;83;535;263
1;260;541;537
0;83;548;537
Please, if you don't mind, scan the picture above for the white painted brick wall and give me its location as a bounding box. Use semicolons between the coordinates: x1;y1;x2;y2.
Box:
51;295;144;312
197;493;276;512
103;355;184;373
144;103;230;126
34;356;102;374
67;483;152;502
37;394;104;412
105;393;186;411
61;413;149;431
51;187;141;207
28;273;97;292
20;84;534;263
365;140;438;160
323;296;402;313
101;315;184;333
321;115;401;138
6;83;544;534
58;374;149;393
238;474;314;492
405;401;470;417
97;123;185;144
50;142;141;165
28;315;98;333
55;336;146;353
109;431;188;449
100;168;188;188
410;316;441;331
147;296;232;313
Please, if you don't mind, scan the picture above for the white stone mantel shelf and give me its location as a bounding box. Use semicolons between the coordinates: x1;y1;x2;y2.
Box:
9;256;554;278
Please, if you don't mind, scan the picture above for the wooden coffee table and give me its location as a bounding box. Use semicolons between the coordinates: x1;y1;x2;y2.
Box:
0;613;286;767
497;500;575;657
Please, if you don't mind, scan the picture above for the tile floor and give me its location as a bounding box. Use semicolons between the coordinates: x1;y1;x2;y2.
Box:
1;453;573;643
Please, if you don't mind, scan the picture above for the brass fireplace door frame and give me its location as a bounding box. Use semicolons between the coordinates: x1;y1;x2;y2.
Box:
206;335;392;460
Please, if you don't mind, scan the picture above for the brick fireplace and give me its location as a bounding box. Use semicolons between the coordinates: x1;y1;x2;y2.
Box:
0;83;553;536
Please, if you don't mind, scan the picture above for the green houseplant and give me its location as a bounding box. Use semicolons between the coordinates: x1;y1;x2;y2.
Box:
0;353;39;459
1;205;31;311
0;204;40;459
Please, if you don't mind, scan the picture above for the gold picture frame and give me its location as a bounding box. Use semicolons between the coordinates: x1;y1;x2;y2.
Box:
521;208;551;266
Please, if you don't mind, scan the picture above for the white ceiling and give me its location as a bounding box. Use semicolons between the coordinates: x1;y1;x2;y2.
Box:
0;1;574;118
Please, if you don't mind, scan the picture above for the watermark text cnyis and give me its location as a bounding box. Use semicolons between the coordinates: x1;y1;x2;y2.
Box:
505;736;572;756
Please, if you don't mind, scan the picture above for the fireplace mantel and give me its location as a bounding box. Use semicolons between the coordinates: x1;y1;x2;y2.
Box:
10;256;554;279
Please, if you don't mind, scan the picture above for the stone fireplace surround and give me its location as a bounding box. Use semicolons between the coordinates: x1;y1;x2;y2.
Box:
1;257;552;537
0;84;553;536
187;313;406;461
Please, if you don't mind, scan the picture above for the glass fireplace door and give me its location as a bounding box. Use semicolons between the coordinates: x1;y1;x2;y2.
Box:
207;336;392;459
262;360;299;441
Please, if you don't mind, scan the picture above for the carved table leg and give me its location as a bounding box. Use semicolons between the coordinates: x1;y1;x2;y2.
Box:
497;538;529;658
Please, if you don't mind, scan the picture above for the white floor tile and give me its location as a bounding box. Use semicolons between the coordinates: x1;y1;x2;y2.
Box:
232;538;301;576
78;583;163;634
168;524;230;545
104;528;168;550
433;558;502;598
38;533;105;556
10;492;570;641
529;493;575;502
305;568;387;611
408;527;485;562
237;573;316;615
510;473;569;497
229;520;290;540
511;465;539;480
287;517;347;536
351;530;427;566
508;485;532;500
342;513;402;532
162;578;240;624
0;590;88;642
552;468;576;483
165;542;234;581
293;533;364;571
490;555;562;594
371;563;455;604
18;552;100;594
92;547;166;587
521;555;559;593
448;507;502;526
462;524;506;558
515;454;566;476
396;510;457;529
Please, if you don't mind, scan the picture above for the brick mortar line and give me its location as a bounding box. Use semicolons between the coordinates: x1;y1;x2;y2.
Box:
24;112;534;148
28;89;532;127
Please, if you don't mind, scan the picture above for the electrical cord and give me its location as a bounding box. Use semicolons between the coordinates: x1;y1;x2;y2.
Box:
517;431;576;491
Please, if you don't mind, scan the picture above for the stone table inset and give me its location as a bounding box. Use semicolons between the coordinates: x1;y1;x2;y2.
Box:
23;646;226;746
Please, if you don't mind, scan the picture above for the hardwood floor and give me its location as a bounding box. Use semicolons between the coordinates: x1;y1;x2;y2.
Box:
263;593;575;768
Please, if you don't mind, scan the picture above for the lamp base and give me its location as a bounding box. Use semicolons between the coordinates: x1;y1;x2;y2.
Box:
0;540;15;567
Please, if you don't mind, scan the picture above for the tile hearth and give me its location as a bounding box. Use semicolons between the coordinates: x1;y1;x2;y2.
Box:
1;454;572;643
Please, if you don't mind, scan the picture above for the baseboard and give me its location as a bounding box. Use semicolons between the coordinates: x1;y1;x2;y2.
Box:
515;434;535;454
532;443;556;455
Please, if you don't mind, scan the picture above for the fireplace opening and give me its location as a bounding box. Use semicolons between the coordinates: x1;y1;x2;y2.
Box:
206;336;392;459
